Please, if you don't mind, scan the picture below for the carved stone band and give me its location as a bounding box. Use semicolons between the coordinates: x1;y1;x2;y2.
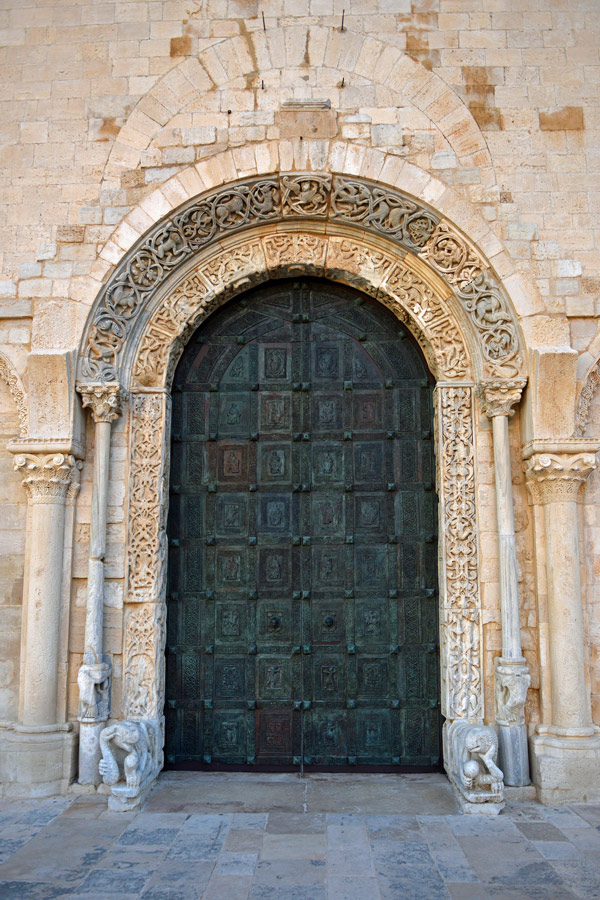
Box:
523;452;597;504
78;382;125;424
478;378;527;418
13;453;81;504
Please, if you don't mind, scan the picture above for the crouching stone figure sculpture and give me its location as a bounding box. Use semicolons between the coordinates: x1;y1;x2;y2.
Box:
98;720;161;810
446;720;504;814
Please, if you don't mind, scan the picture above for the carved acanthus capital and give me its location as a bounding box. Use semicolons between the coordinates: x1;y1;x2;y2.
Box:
14;452;82;504
77;382;125;424
523;452;597;503
478;378;527;419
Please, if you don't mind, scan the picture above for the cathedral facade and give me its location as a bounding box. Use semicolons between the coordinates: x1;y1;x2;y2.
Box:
1;0;599;810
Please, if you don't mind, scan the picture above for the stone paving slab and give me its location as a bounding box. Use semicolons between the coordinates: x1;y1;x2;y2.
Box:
0;774;598;899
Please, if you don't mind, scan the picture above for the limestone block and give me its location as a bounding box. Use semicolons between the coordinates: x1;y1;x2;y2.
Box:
27;350;84;444
521;348;578;443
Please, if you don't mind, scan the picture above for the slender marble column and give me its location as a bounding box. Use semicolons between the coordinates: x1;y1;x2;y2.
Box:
523;449;596;735
76;383;124;785
13;453;80;726
479;379;530;786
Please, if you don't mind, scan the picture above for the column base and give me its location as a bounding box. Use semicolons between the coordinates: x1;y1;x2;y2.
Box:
530;730;600;804
498;723;530;787
0;725;77;799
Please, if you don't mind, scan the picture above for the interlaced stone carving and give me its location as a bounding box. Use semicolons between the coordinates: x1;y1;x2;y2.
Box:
263;233;328;272
80;174;524;386
281;173;331;217
576;362;600;436
330;176;439;250
0;352;27;436
127;394;171;601
424;223;520;377
382;264;469;379
14;452;81;504
436;386;482;721
123;603;165;720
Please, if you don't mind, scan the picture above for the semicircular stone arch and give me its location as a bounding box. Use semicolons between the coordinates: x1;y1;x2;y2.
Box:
78;172;526;388
103;27;492;188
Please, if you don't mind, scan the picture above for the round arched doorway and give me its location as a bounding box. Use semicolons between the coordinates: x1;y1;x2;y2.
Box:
164;278;440;770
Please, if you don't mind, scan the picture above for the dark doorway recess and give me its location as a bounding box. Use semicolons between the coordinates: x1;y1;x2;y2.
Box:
165;278;441;771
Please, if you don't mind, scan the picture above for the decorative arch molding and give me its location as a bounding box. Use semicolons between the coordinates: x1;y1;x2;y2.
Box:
78;172;526;387
0;351;27;436
102;27;492;186
576;354;600;436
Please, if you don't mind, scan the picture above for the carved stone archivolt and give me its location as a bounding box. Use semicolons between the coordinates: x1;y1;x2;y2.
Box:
79;173;523;386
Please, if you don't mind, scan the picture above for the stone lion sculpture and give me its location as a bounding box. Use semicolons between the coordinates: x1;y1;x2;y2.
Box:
99;720;156;790
447;720;504;806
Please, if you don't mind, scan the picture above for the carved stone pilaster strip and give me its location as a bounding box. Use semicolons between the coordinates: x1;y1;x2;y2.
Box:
122;604;165;721
523;452;597;503
436;385;482;721
126;393;171;602
77;382;126;424
0;351;27;436
13;452;81;504
478;378;527;418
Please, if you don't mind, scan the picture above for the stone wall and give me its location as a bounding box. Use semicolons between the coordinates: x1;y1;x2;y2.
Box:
0;0;599;749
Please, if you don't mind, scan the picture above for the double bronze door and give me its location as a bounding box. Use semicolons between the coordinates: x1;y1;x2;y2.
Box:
166;279;440;768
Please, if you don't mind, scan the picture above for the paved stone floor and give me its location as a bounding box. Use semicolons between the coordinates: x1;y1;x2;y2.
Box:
0;773;600;899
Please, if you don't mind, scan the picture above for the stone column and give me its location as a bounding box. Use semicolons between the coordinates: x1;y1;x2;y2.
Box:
479;379;530;787
76;383;124;785
524;443;600;803
13;453;80;726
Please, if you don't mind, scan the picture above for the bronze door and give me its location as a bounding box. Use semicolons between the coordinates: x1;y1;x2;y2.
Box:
166;279;440;768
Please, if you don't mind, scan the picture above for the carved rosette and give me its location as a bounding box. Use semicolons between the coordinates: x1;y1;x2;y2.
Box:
436;386;482;721
78;382;126;424
478;378;527;419
524;452;597;504
127;393;171;603
14;453;81;504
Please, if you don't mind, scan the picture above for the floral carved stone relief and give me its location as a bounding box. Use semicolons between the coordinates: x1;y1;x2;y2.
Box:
80;173;523;385
436;385;482;722
0;352;27;436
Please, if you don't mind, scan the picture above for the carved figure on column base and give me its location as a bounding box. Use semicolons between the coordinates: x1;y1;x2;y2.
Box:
446;720;504;813
99;719;162;811
77;660;112;724
495;659;530;727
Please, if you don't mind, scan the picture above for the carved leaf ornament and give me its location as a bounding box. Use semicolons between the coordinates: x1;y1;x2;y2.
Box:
81;174;522;384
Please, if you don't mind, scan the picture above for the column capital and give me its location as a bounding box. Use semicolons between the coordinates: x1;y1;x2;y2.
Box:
478;378;527;418
523;450;597;503
13;452;82;504
77;382;126;424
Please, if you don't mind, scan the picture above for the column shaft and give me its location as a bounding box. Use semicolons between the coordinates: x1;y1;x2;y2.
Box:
492;414;522;660
83;419;111;664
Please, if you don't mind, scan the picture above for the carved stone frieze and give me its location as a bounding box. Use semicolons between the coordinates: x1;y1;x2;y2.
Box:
79;174;524;385
576;363;600;436
14;452;81;504
281;173;331;217
382;264;469;379
436;386;482;721
127;393;171;601
325;236;395;291
524;452;597;504
0;352;27;436
423;222;521;377
123;604;166;720
77;382;125;424
478;378;527;418
262;233;328;273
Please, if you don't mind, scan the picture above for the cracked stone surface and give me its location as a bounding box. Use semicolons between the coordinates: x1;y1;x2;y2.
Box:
0;773;599;899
